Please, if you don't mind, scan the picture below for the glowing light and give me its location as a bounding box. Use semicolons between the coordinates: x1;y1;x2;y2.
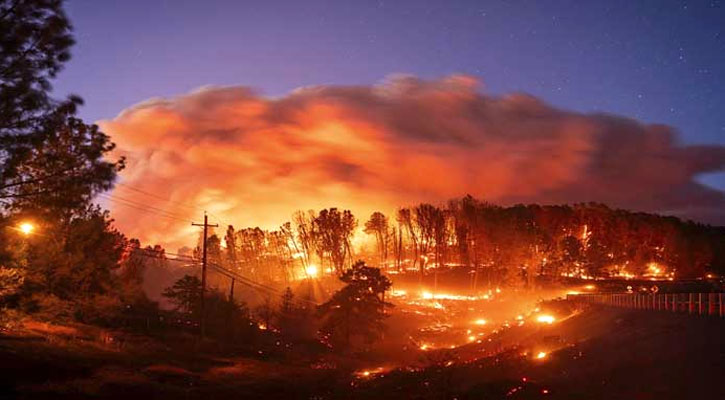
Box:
419;344;429;350
391;289;407;297
467;335;476;342
473;319;487;326
536;315;555;324
584;284;596;290
420;292;479;301
19;222;34;236
305;264;319;277
535;351;547;359
354;367;386;379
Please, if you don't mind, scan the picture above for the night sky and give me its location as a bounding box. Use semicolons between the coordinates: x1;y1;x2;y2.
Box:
54;0;725;191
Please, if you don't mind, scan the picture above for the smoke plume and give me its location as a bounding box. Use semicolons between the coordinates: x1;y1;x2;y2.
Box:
99;75;725;250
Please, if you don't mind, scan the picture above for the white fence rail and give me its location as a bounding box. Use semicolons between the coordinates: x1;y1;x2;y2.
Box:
567;292;725;317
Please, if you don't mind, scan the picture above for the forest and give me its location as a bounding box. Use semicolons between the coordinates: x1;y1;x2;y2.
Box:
199;198;725;289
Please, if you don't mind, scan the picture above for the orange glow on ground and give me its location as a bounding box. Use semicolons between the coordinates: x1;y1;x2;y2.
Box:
536;315;555;324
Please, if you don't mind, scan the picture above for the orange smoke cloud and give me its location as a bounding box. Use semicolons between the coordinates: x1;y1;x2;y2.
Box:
99;75;725;250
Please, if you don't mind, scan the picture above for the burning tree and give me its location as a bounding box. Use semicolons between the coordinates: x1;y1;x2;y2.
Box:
317;261;392;348
313;208;357;275
364;211;389;266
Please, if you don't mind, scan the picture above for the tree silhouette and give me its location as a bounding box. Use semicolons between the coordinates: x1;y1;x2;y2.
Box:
364;211;389;265
0;0;123;214
0;0;74;140
317;261;392;348
313;208;357;274
162;274;202;314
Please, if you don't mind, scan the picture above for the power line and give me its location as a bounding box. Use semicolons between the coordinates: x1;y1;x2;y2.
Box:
100;192;191;220
115;182;203;212
207;261;318;306
98;193;193;223
123;242;317;307
104;184;316;306
110;183;234;229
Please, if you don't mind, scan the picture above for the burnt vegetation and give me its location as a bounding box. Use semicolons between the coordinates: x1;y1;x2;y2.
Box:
0;1;724;399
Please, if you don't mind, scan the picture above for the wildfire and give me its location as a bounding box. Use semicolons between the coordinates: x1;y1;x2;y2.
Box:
535;351;548;359
473;319;487;326
305;264;319;277
354;367;387;379
420;291;483;301
18;222;34;236
536;315;555;324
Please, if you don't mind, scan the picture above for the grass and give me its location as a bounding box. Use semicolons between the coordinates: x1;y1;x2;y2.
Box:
1;303;724;399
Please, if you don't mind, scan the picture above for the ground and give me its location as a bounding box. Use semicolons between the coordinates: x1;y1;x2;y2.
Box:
1;301;723;399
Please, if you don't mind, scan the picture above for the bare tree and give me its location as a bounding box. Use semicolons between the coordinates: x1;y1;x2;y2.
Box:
313;208;357;275
364;211;389;267
293;210;318;271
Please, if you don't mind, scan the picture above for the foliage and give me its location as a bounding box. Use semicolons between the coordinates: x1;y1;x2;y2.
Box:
162;274;253;340
364;211;389;263
0;0;140;327
1;112;124;219
313;208;357;274
0;0;74;141
317;261;392;349
275;287;316;341
162;274;201;314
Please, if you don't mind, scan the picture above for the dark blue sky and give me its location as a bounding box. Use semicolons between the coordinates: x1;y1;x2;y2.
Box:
54;0;725;189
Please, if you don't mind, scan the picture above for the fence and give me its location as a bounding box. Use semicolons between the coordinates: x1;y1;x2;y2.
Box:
567;292;725;317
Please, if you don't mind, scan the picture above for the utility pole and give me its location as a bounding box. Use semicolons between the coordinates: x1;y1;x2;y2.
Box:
192;212;218;338
229;277;235;302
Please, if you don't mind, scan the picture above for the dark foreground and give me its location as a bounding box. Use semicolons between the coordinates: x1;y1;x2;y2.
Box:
1;303;724;400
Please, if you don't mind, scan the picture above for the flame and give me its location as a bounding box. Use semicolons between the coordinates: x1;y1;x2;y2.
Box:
354;367;386;378
19;222;34;236
536;351;548;359
473;319;487;326
421;291;480;301
305;264;319;277
536;315;555;324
